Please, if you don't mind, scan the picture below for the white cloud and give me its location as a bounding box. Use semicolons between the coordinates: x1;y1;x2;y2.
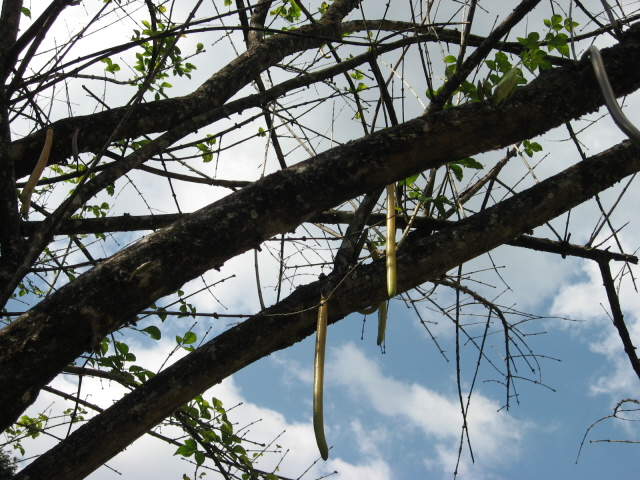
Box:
327;457;393;480
549;260;640;402
15;339;392;480
550;261;608;326
327;343;529;478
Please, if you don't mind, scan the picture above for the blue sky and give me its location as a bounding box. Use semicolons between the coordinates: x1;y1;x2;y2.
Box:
6;1;640;479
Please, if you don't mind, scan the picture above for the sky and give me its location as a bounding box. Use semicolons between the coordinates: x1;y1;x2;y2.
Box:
5;1;640;479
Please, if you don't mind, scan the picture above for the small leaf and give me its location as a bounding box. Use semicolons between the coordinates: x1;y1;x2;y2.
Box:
174;445;195;457
142;326;161;340
233;445;247;455
182;331;197;344
456;157;483;169
399;173;420;186
21;7;31;18
115;342;129;355
449;163;463;181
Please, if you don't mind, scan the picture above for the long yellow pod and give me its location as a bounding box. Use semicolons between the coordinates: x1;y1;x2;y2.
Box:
313;297;329;460
20;128;54;217
376;301;388;346
386;184;397;298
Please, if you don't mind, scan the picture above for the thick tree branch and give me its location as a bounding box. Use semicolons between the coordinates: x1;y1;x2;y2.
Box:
13;139;640;480
0;0;23;77
0;0;24;318
4;23;640;428
19;211;637;265
9;0;360;178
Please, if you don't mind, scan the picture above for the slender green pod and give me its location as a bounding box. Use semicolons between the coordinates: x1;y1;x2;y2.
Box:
313;297;329;460
377;301;388;346
386;184;397;298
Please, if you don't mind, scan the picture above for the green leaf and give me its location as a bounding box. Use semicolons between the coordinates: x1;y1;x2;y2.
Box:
399;173;420;186
449;163;463;181
115;342;129;355
233;445;247;455
564;18;579;32
422;195;453;217
444;55;457;64
194;451;205;465
101;57;120;74
142;326;161;340
21;7;31;18
517;31;540;50
182;331;197;344
456;157;483;170
523;140;543;157
174;444;195;457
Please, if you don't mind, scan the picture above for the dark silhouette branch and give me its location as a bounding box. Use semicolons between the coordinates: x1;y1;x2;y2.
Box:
597;260;640;380
12;139;640;480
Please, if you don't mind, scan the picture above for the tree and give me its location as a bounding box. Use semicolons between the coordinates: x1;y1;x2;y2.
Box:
1;0;639;478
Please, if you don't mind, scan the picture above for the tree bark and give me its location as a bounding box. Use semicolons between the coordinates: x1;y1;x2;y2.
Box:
13;139;640;480
3;23;640;431
8;0;361;178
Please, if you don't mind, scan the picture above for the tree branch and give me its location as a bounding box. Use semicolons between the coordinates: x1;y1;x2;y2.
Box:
13;139;640;480
597;260;640;380
3;23;640;425
9;0;361;178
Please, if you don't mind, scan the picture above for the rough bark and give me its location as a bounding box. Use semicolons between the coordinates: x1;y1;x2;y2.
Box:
3;23;640;432
2;2;640;477
0;0;25;307
9;0;360;178
13;139;640;480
